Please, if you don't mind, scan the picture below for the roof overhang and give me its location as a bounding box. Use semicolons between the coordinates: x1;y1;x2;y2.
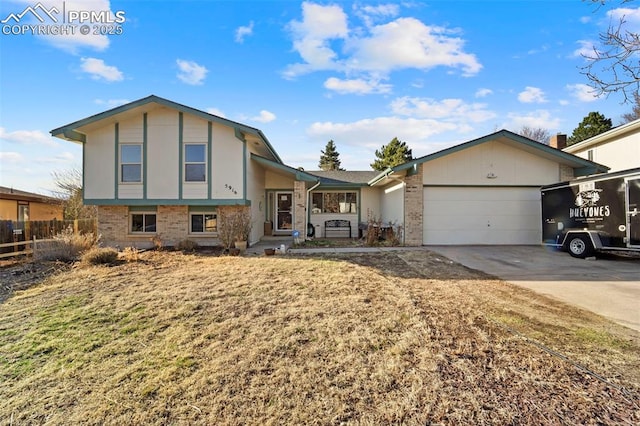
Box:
251;153;319;182
563;118;640;153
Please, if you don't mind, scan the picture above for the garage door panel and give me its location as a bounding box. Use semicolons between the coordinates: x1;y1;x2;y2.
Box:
423;187;541;245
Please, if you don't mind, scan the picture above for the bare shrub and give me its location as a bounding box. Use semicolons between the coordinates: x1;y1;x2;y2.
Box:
34;228;97;262
151;234;164;251
82;247;118;265
121;247;140;262
176;239;198;253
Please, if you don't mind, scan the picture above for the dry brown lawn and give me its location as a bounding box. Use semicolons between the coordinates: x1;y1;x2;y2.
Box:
1;250;639;425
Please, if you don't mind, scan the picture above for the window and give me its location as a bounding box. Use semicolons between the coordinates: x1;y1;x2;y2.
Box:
311;192;357;214
190;212;217;233
185;144;206;182
121;144;142;183
130;213;156;233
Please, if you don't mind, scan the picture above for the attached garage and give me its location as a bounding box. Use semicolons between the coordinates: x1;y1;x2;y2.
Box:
423;186;541;245
370;130;609;246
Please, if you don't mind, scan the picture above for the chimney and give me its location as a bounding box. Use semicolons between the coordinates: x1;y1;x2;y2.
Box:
549;133;567;150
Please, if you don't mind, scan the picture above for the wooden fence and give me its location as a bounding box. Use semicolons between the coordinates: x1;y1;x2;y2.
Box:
0;238;56;259
0;219;97;255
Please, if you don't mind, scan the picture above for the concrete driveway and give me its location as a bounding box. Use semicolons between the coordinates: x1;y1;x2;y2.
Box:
427;245;640;331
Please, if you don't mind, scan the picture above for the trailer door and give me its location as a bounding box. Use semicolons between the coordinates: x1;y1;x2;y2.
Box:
628;178;640;247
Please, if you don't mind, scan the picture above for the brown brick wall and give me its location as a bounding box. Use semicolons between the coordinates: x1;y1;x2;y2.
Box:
403;165;424;246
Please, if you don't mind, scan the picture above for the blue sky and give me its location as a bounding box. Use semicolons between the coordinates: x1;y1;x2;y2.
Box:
1;0;638;195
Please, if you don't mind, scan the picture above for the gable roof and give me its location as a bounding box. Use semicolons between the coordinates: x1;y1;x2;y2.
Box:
563;117;640;153
50;95;283;163
250;154;319;182
369;129;609;185
307;170;379;187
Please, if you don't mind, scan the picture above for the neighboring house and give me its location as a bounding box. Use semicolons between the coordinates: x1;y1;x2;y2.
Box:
51;96;606;248
561;118;640;172
0;186;63;221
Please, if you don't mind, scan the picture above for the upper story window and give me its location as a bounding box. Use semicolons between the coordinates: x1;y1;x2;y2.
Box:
121;144;142;183
185;144;206;182
311;191;357;214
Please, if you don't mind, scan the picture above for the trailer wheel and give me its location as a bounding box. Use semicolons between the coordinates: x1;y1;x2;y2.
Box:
567;235;594;258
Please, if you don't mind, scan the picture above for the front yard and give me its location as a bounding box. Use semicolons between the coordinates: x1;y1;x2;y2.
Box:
1;250;638;424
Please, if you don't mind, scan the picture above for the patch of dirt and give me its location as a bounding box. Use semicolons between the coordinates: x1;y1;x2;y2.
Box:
0;261;69;303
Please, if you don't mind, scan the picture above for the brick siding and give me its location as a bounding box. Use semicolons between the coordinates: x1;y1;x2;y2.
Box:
403;165;424;246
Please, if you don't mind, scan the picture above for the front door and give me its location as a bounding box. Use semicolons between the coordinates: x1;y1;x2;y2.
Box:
627;178;640;247
275;192;293;232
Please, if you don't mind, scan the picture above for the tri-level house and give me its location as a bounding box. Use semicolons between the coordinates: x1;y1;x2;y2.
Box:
52;95;607;248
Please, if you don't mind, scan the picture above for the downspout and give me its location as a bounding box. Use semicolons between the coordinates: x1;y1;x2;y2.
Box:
305;179;321;240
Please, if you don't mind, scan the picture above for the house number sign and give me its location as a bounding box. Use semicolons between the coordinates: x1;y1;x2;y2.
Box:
224;183;238;195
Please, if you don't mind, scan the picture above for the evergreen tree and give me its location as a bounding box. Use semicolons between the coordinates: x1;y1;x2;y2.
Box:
318;140;344;171
567;112;613;146
370;137;413;171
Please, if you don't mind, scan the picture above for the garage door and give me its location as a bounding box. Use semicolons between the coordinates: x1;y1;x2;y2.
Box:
423;187;541;245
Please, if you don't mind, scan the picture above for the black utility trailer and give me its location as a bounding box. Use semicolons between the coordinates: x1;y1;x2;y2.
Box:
541;167;640;258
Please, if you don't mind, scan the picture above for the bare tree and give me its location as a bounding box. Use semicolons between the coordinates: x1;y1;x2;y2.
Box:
51;168;97;220
518;126;551;144
581;0;640;103
621;92;640;123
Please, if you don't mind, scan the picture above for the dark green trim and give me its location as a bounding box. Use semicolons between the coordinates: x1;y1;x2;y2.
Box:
178;112;183;199
50;95;283;163
128;205;157;212
234;128;246;142
143;113;148;199
189;205;219;212
317;183;369;189
62;129;85;143
207;121;213;199
114;123;119;200
251;153;319;182
85;198;251;206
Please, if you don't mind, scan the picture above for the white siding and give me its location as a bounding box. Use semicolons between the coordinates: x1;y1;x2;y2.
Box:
423;187;541;245
360;186;381;222
572;137;639;172
380;182;404;226
246;153;267;244
212;123;243;199
423;141;560;186
85;125;115;199
147;108;179;199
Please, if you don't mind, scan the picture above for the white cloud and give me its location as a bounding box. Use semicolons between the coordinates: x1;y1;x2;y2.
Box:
235;21;254;43
359;4;399;18
94;98;130;108
0;152;24;163
80;57;123;82
518;86;547;103
566;83;599;102
20;0;117;52
505;110;561;132
176;59;208;85
572;40;595;58
475;88;493;98
324;77;392;95
284;2;481;81
308;116;459;150
0;127;58;147
251;110;276;123
206;107;227;118
390;96;497;123
607;7;640;31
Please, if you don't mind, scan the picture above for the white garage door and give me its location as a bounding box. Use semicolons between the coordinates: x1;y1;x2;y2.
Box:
423;187;541;245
